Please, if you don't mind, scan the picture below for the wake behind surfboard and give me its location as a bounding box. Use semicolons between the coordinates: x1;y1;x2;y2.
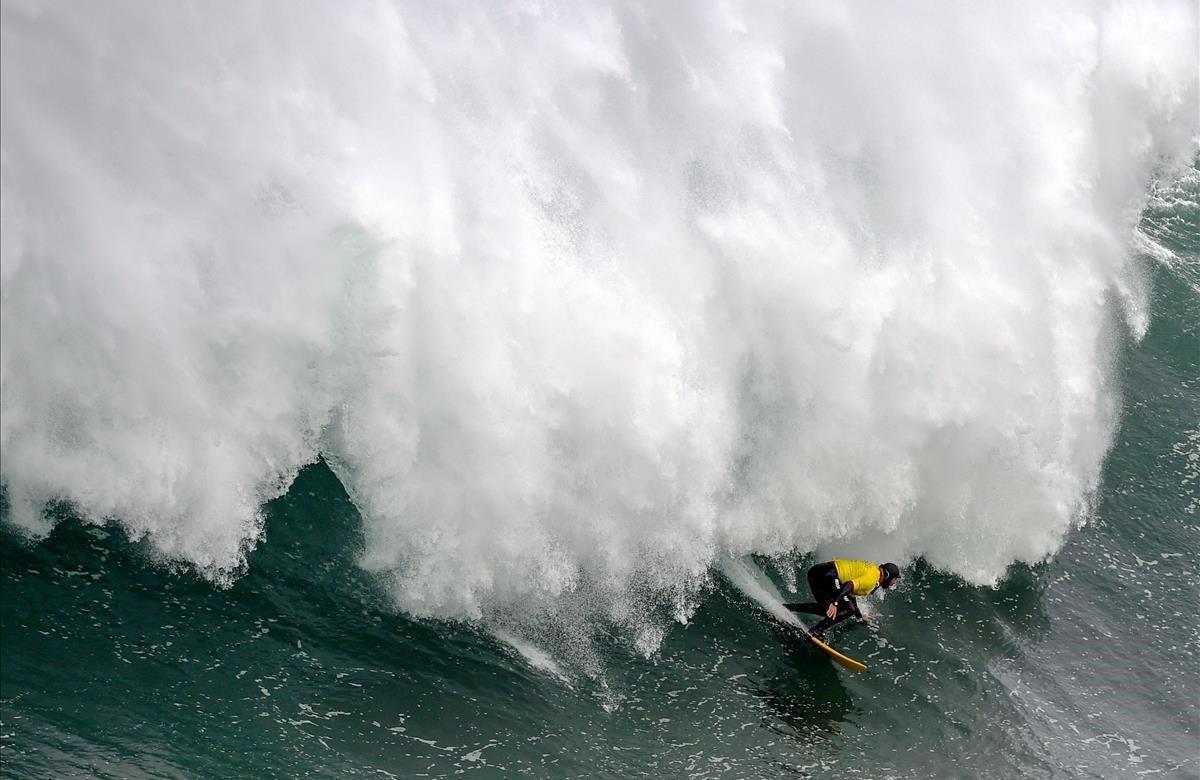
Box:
717;558;867;672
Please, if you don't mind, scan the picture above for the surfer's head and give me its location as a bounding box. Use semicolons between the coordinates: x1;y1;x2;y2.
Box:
880;563;901;588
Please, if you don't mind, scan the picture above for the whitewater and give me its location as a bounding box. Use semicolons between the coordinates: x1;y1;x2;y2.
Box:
1;0;1196;668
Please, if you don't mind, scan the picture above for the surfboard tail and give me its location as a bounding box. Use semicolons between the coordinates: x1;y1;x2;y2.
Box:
804;630;868;672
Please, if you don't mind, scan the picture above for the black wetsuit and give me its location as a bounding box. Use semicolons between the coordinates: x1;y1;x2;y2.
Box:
784;562;863;636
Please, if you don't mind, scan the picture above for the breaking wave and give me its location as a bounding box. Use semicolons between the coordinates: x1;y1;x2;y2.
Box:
2;0;1196;652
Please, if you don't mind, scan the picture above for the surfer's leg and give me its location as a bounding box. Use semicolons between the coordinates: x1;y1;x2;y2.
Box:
830;605;855;626
784;602;822;615
810;604;855;638
806;562;839;603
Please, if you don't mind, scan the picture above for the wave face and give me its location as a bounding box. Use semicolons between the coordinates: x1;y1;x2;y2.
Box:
1;1;1196;647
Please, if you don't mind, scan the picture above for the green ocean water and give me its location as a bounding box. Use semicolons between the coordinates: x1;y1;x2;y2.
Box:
2;3;1199;775
2;182;1197;778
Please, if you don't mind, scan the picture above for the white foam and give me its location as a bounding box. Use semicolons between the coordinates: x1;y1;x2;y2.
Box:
491;629;572;686
718;558;802;628
1;2;1196;646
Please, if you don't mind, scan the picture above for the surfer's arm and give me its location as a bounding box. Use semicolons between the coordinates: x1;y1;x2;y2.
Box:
832;580;855;603
822;580;856;616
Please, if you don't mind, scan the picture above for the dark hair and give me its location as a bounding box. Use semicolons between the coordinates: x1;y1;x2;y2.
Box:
881;562;901;584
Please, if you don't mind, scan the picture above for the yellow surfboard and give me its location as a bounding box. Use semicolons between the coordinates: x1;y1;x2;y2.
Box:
803;628;868;672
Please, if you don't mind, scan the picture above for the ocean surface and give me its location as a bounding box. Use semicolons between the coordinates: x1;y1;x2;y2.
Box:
2;2;1198;778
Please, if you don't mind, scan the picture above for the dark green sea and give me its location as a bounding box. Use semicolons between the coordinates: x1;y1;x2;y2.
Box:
2;3;1198;778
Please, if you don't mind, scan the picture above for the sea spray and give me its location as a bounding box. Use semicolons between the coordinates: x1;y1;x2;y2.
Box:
1;1;1196;656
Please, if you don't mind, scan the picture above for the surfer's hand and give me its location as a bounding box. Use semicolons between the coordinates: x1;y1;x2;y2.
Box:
825;603;837;619
860;614;871;625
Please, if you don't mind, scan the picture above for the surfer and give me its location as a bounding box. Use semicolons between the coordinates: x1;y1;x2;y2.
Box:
785;560;901;638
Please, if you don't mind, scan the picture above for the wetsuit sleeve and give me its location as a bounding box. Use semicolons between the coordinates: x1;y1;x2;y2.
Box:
828;580;855;606
851;598;862;619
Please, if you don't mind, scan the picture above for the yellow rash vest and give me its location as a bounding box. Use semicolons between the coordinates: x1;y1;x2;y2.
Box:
833;559;882;596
